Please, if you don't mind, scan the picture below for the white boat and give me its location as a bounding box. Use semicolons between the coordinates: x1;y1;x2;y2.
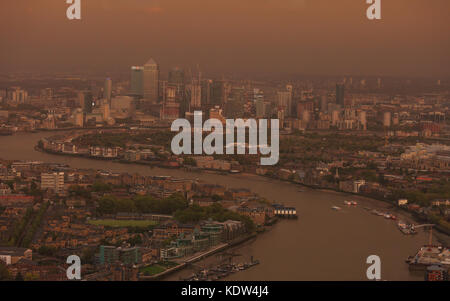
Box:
398;221;407;228
332;206;342;211
344;201;352;206
351;201;358;206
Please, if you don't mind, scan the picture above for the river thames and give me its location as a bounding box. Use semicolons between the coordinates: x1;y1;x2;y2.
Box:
0;131;439;280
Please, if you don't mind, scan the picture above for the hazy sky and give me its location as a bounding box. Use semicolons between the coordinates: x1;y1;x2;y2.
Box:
1;0;449;76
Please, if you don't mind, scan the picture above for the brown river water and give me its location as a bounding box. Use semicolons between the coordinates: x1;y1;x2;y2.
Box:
0;131;441;281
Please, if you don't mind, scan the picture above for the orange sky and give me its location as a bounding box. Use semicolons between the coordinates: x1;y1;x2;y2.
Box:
0;0;449;76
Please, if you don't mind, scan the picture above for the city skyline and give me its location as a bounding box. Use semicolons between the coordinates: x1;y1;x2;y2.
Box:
0;0;449;286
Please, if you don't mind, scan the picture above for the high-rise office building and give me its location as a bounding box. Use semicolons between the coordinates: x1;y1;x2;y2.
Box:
143;58;159;103
168;68;185;86
79;91;93;113
201;79;212;106
358;110;367;130
256;99;271;118
285;84;294;115
7;88;28;104
225;87;245;118
167;67;185;104
297;101;314;120
74;108;84;127
320;95;328;113
41;172;65;195
336;84;345;106
211;81;226;106
188;82;202;109
40;88;53;100
383;112;392;127
104;78;112;101
253;88;264;103
130;66;144;97
277;91;292;116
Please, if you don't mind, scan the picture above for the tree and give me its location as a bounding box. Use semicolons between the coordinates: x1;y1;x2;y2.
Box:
15;272;24;281
127;235;143;246
92;181;112;193
81;247;96;265
38;246;57;256
97;193;188;215
0;263;11;280
211;195;223;201
68;185;91;199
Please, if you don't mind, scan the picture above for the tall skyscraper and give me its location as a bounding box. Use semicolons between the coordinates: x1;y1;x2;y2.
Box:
256;98;267;118
358;110;367;130
167;67;186;108
201;79;212;106
130;66;144;97
320;95;328;113
143;58;159;103
336;83;345;106
168;68;185;86
104;78;112;101
79;91;93;113
211;81;225;106
188;82;202;109
225;87;245;118
277;91;292;116
285;84;295;116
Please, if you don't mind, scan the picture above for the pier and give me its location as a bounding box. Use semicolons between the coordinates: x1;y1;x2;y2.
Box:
273;204;298;219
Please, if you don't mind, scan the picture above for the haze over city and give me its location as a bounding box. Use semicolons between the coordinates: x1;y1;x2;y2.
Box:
0;0;450;287
1;0;449;76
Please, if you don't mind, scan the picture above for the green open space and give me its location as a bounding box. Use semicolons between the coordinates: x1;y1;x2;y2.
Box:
140;261;179;276
88;219;158;228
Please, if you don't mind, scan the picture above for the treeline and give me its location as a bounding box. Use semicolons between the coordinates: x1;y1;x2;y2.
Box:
8;203;49;247
21;202;49;248
174;203;255;233
9;208;34;246
96;193;188;215
0;263;11;280
68;181;128;201
391;180;450;207
72;131;175;149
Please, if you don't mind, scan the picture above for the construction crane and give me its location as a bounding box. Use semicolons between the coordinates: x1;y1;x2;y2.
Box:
412;224;435;246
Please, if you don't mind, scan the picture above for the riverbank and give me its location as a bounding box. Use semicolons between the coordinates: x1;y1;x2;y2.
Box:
139;233;257;281
37;140;450;242
0;131;440;280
